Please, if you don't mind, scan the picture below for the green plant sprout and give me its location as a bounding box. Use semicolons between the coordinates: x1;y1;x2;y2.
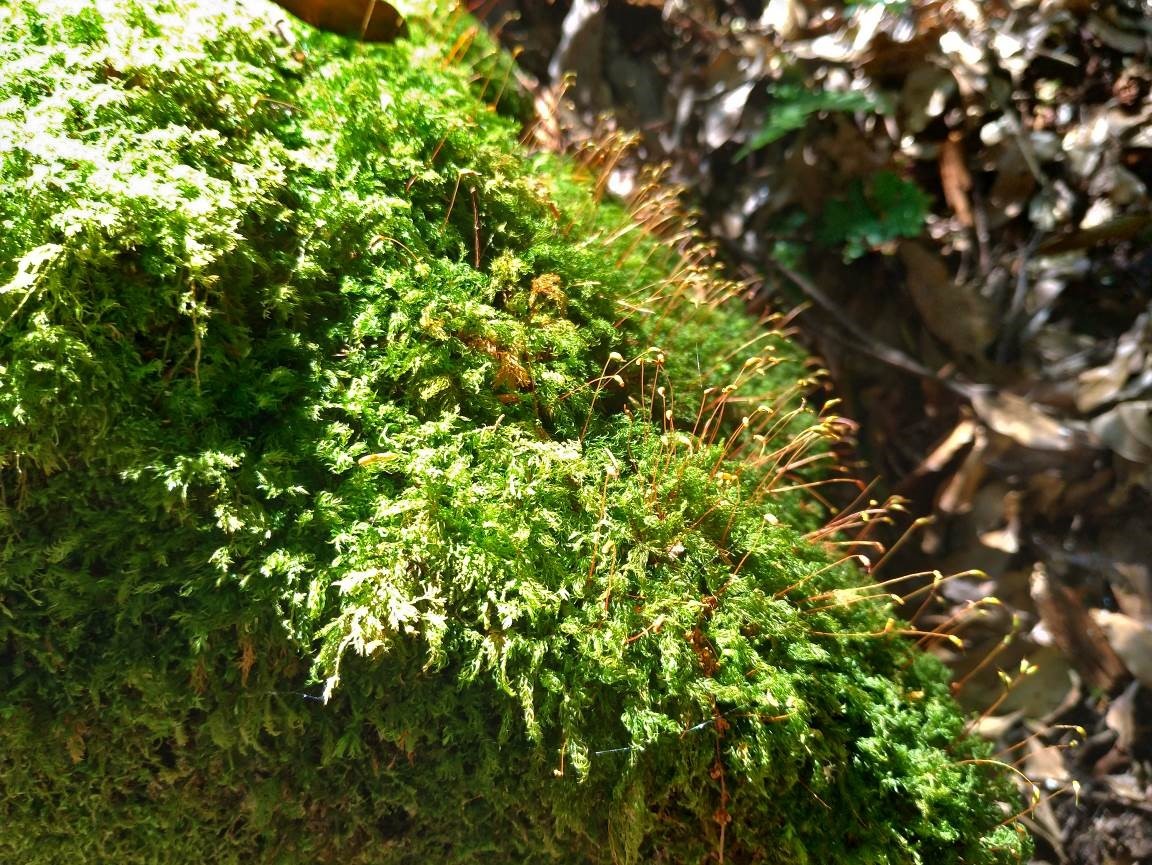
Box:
819;169;932;260
0;1;1027;863
735;84;878;161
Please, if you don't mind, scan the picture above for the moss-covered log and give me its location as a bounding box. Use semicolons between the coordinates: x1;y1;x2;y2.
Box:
0;1;1026;862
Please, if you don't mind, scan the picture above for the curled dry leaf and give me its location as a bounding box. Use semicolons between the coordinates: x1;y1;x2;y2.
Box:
899;65;956;136
939;133;973;227
898;241;996;356
933;425;986;518
1023;735;1069;785
1093;520;1152;624
971;391;1083;452
1030;564;1128;693
1076;314;1149;413
1092;610;1152;690
978;489;1022;554
1110;561;1152;624
1089;400;1152;464
1035;213;1152;255
269;0;407;41
761;0;805;41
1104;680;1141;752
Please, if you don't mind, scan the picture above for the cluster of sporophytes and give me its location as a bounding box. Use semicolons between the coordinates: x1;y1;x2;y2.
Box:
0;1;1028;862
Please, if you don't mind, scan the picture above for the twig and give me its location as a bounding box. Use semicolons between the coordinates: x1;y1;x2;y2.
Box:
995;232;1041;364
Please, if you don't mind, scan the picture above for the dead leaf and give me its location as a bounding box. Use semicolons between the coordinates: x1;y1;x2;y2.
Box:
1111;562;1152;624
547;0;608;108
986;144;1038;223
703;82;755;150
1087;13;1149;54
270;0;407;42
968;710;1021;740
916;417;977;475
1062;111;1112;180
790;34;857;64
1035;214;1152;256
971;391;1083;451
939;132;973;226
939;30;986;73
1090;400;1152;463
1105;680;1141;752
899;65;957;136
1090;165;1149;207
935;426;987;515
761;0;805;40
1076;313;1148;413
899;241;996;356
1031;563;1128;692
1097;521;1152;624
978;489;1022;554
1024;734;1070;784
1092;610;1152;689
1080;197;1117;231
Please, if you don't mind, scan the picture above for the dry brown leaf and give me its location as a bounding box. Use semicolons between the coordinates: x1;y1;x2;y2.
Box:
917;417;977;474
1111;562;1152;624
971;391;1082;451
935;427;987;515
547;0;609;108
1090;400;1152;463
899;65;957;136
939;132;973;227
1031;564;1128;692
760;0;805;40
703;82;756;150
1081;197;1118;231
1076;314;1148;413
1095;522;1152;623
968;710;1021;740
978;489;1022;554
1024;735;1070;783
1030;465;1114;518
1036;213;1152;255
960;644;1077;721
1092;610;1152;689
1087;13;1149;54
986;146;1038;224
270;0;407;41
1090;165;1149;207
1105;680;1141;752
899;240;996;356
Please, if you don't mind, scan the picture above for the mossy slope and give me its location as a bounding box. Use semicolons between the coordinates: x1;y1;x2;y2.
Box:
0;2;1025;862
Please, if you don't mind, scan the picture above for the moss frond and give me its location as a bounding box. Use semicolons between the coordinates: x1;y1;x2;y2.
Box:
0;2;1027;863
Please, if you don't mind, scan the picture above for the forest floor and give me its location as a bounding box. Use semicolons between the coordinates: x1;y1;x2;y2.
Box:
477;1;1152;862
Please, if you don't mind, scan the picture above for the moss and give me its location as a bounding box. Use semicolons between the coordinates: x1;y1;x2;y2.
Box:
0;1;1027;863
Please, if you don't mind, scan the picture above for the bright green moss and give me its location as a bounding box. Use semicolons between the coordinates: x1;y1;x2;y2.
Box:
0;2;1026;863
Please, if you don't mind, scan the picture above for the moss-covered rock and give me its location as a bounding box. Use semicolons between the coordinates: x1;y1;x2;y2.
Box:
0;1;1026;862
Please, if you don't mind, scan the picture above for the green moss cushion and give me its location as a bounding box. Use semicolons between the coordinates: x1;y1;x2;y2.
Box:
0;1;1026;862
